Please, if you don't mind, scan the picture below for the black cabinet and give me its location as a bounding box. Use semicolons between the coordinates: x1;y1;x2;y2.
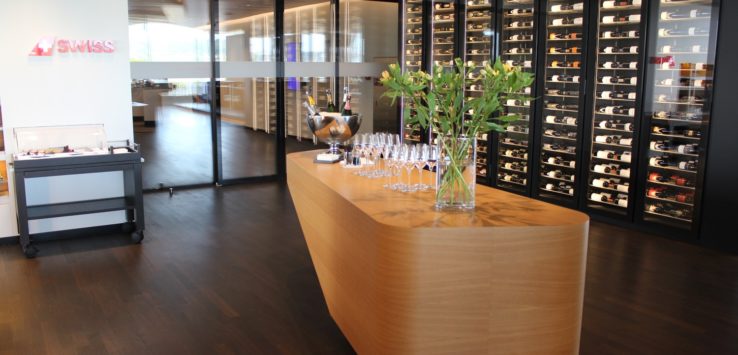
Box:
13;152;145;258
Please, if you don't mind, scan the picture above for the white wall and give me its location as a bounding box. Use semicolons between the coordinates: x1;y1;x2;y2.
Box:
0;0;133;234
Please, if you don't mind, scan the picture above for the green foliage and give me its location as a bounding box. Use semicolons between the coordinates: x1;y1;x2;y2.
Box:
379;57;535;140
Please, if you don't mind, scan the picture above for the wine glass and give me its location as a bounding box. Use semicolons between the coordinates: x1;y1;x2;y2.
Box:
402;145;418;193
416;144;430;191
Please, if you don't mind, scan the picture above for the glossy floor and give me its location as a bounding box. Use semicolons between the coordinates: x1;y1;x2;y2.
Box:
0;183;736;354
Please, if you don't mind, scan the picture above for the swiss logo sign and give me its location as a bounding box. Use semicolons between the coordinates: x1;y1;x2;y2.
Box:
29;37;115;56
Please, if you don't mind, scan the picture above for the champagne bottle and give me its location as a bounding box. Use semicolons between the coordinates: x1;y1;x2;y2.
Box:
326;89;337;112
304;87;319;116
340;87;352;116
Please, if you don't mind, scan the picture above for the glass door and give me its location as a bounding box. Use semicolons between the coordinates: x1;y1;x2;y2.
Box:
536;0;587;205
639;0;720;231
495;0;537;193
583;0;645;216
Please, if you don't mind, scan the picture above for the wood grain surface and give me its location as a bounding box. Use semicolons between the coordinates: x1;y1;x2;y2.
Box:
287;150;590;355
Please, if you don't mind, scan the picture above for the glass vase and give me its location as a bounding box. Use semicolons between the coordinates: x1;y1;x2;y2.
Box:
435;135;476;210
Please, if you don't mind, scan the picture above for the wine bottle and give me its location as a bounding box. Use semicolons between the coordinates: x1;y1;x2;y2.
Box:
649;156;671;167
325;89;337;112
304;87;319;115
591;192;612;202
340;88;352;116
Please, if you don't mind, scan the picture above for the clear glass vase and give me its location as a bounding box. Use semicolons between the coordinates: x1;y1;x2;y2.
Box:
435;135;476;210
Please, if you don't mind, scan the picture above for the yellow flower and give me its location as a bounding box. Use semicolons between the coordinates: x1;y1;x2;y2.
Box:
381;70;390;81
503;63;512;72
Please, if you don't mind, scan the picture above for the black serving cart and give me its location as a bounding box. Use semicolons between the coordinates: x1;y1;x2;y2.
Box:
13;147;144;258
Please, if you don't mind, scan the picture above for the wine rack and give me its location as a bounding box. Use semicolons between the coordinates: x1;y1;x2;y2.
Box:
402;0;424;143
496;0;537;192
584;0;645;214
465;0;494;183
641;0;718;228
537;0;587;203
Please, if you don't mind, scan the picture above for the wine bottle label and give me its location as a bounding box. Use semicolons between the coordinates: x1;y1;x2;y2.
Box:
551;75;560;82
603;62;613;69
617;184;629;193
603;76;613;84
621;152;632;162
605;47;614;53
597;150;613;159
603;1;615;8
696;63;707;70
629;62;638;69
546;115;556;123
504;175;513;181
630;46;638;53
603;16;615;24
620;168;630;178
506;99;518;106
624;123;633;131
689;27;696;36
591;193;607;202
552;18;564;26
574;17;583;24
630;77;638;85
628;108;636;117
548;171;559;178
593;179;607;188
594;165;610;173
629;15;641;22
692;45;701;53
628;92;637;100
565;117;577;125
618;198;629;207
546;183;555;190
573;76;580;83
619;138;632;146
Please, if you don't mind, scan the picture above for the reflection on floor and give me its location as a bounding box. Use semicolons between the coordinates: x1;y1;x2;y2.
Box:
134;105;319;189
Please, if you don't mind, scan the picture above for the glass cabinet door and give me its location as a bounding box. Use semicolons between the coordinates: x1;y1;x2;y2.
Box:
495;0;537;193
585;0;645;215
536;0;587;204
402;0;424;143
465;0;495;184
640;0;720;230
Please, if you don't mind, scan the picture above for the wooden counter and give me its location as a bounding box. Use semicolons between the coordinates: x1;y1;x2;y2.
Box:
287;151;589;354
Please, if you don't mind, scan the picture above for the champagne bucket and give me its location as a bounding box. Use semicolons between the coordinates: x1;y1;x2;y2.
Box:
306;112;362;155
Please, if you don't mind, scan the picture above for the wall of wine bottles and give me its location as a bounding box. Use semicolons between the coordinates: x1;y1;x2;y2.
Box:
398;0;727;240
495;0;536;192
464;0;494;183
536;0;587;205
402;0;424;143
583;0;646;217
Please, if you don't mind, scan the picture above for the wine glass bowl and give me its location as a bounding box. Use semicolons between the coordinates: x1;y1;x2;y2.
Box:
307;113;362;155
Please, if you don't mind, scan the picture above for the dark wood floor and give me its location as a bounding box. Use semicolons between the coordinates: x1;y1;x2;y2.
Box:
0;183;736;354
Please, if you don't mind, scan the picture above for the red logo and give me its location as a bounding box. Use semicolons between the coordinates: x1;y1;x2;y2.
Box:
29;36;56;56
29;37;115;56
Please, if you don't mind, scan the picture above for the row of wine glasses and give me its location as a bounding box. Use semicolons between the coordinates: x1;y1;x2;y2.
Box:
346;133;439;193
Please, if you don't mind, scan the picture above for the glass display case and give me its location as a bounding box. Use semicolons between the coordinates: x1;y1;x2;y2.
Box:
584;0;645;215
536;0;587;205
640;0;719;229
402;0;425;143
464;0;494;183
495;0;537;193
13;124;108;160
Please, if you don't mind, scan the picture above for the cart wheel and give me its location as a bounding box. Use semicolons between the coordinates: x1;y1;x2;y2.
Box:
121;222;135;233
131;231;144;244
23;245;38;259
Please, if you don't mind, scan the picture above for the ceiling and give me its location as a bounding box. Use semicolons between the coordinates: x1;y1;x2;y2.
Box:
127;0;361;27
